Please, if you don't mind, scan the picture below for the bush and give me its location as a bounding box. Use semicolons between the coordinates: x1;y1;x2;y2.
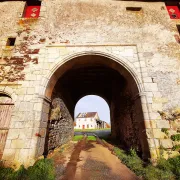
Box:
113;147;145;177
113;146;179;180
161;128;169;135
172;145;180;151
27;159;55;180
145;165;175;180
168;156;180;178
12;165;28;180
0;166;14;180
171;134;180;141
0;159;55;180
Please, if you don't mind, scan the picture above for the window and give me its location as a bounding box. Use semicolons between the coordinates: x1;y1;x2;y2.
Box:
23;1;41;18
87;124;89;129
166;2;180;19
126;7;142;11
6;38;16;46
79;125;80;128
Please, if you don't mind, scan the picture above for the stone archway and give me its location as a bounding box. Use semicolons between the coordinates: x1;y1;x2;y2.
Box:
43;52;151;159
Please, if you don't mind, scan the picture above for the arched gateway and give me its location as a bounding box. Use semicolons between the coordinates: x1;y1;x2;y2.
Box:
41;52;151;159
2;51;157;167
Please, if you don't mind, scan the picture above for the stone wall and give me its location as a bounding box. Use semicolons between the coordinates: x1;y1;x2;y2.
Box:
44;97;74;154
0;0;179;167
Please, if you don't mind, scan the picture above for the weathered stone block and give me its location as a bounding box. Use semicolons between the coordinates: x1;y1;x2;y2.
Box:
152;129;166;139
11;140;25;149
33;103;43;111
157;120;170;129
144;120;156;129
160;139;173;149
150;148;159;159
7;129;20;140
27;88;35;95
152;103;163;111
2;149;16;161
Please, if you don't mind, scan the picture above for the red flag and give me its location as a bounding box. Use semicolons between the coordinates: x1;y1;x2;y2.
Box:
24;6;41;18
166;6;180;19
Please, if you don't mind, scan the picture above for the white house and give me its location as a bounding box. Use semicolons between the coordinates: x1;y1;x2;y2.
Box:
74;112;108;129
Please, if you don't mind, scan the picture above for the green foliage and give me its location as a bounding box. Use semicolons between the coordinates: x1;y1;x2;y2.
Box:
73;135;84;141
168;155;180;178
12;165;28;180
0;166;14;180
171;134;180;141
129;148;138;157
0;159;55;180
145;165;175;180
87;136;96;141
113;146;179;180
172;145;180;151
161;128;169;135
113;147;145;176
27;159;55;180
74;128;110;132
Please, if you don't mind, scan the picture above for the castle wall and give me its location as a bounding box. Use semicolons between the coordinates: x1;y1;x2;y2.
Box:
0;0;180;167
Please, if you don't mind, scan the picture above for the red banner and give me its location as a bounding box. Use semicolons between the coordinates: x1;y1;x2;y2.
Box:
166;6;180;19
24;6;41;18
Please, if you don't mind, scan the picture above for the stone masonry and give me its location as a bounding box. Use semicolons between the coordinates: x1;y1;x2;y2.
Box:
0;0;180;167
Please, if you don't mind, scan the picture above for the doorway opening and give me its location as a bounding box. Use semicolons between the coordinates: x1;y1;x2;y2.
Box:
44;54;150;159
74;95;111;130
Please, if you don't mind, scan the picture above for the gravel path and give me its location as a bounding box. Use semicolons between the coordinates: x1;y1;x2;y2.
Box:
74;140;139;180
55;138;139;180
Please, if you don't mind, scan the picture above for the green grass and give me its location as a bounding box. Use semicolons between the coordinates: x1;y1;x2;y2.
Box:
74;128;110;132
113;146;180;180
87;136;96;141
0;159;55;180
73;135;84;141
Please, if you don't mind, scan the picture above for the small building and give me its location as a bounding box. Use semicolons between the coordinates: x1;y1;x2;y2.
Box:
74;112;107;129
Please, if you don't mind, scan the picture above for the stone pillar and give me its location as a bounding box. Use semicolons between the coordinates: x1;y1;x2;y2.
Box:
140;94;159;160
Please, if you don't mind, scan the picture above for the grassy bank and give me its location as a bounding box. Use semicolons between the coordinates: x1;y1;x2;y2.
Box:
74;128;111;132
87;136;96;141
73;135;96;141
113;147;180;180
0;159;55;180
73;135;84;141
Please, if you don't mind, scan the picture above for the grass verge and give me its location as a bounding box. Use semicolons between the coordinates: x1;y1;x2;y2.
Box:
74;128;111;132
113;147;180;180
87;136;96;141
73;135;84;141
0;159;55;180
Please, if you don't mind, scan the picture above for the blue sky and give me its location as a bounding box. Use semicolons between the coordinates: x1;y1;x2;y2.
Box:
74;95;110;123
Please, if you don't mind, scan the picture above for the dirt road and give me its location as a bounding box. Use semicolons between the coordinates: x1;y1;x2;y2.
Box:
54;138;139;180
